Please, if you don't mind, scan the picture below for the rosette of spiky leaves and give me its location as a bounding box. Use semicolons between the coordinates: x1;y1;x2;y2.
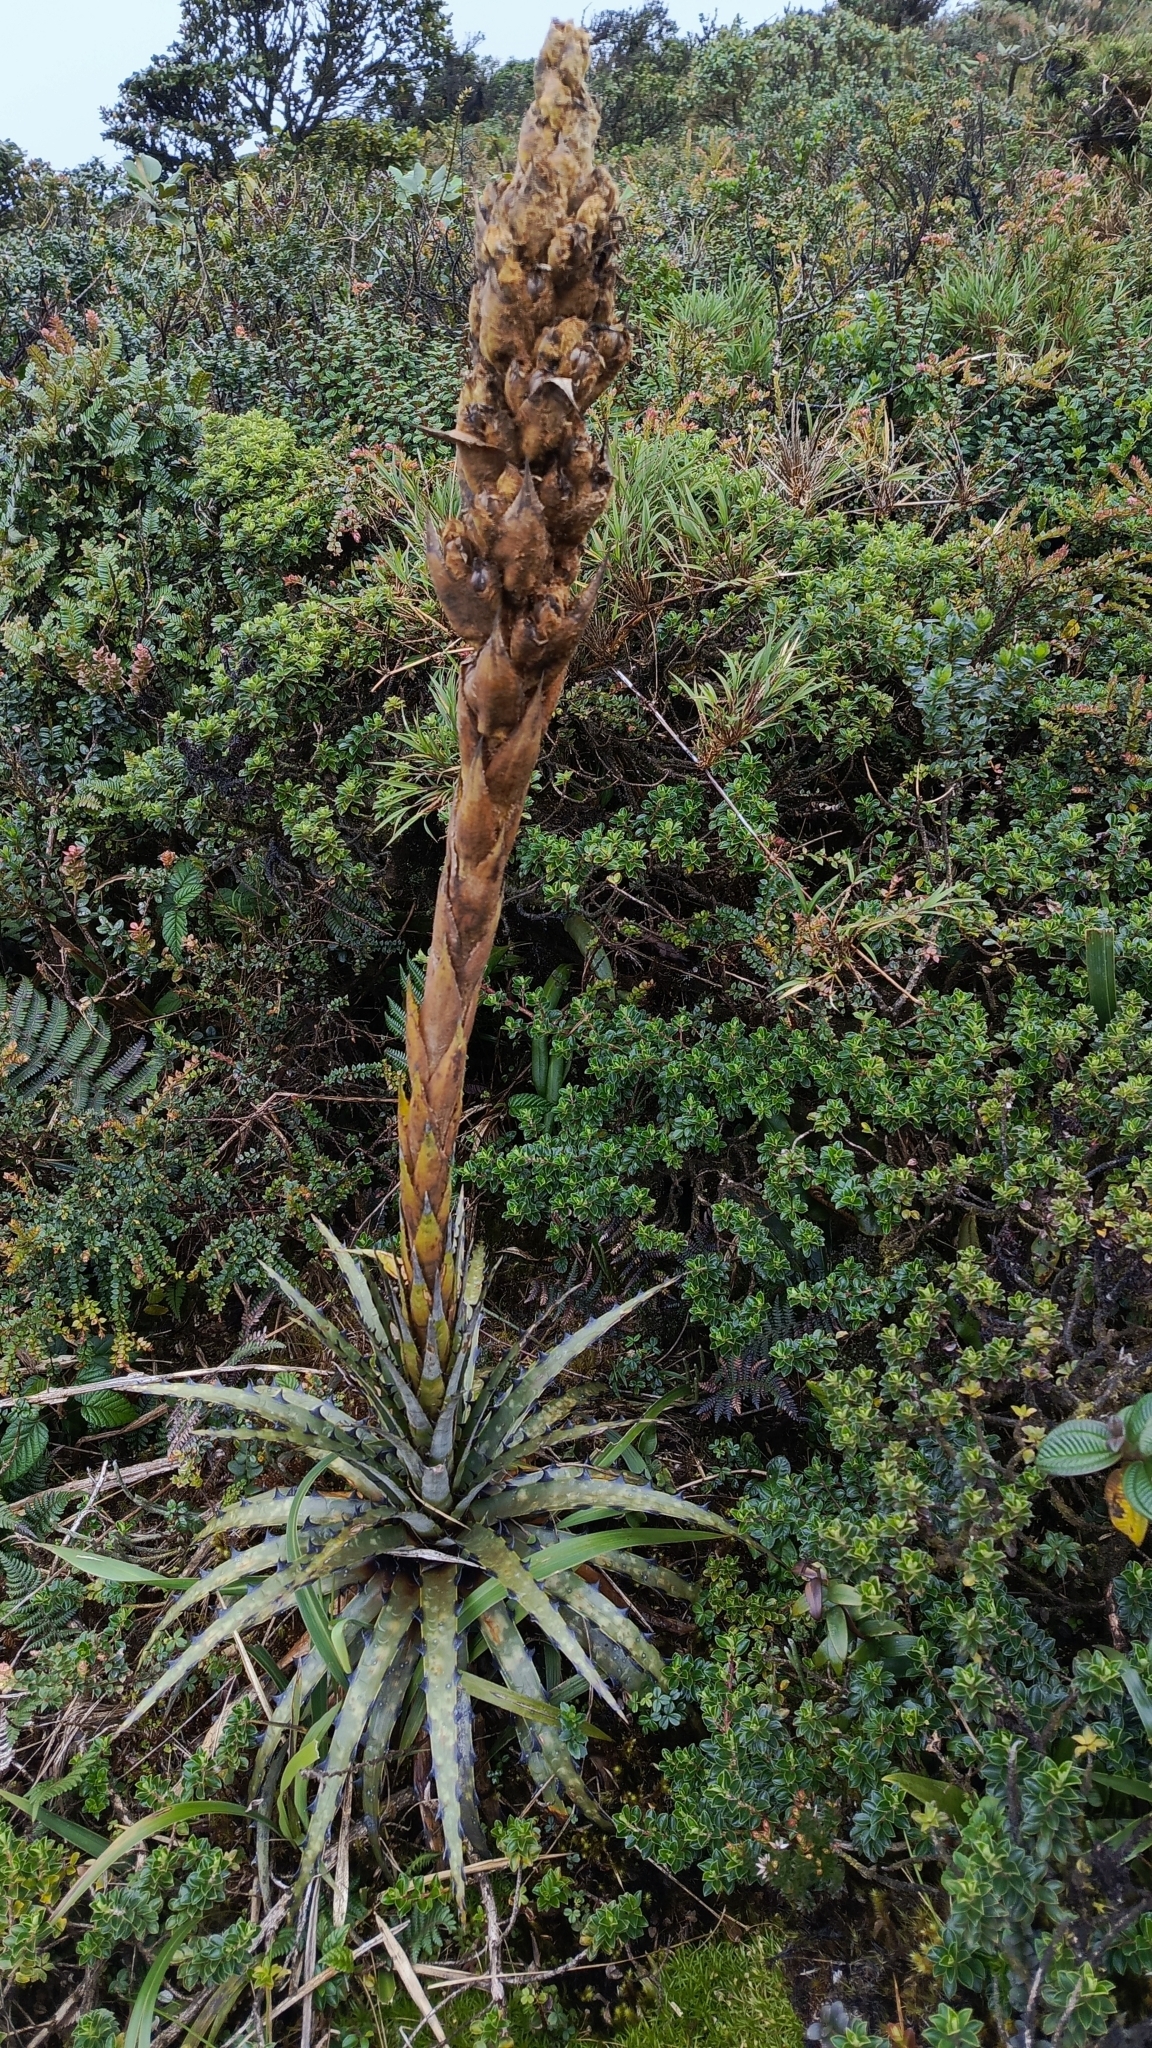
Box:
117;1222;730;1907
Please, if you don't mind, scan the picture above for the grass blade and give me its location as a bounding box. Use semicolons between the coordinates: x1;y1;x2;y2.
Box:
55;1802;253;1920
124;1928;187;2048
0;1785;108;1854
1085;917;1118;1026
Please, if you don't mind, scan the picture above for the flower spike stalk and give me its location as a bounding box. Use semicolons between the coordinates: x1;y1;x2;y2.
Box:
400;19;629;1372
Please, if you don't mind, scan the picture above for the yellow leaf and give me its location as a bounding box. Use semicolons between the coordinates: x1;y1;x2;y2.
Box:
1105;1466;1148;1547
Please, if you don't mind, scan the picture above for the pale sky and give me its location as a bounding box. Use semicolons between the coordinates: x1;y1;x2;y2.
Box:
0;0;752;167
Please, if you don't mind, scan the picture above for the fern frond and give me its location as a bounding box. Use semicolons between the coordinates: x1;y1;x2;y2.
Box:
0;979;163;1117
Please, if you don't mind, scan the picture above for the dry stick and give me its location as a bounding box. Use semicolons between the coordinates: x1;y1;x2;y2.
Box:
478;1868;505;2010
373;1918;449;2046
232;1634;273;1722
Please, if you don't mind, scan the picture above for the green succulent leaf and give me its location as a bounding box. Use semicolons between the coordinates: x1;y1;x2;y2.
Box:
421;1563;475;1907
546;1566;664;1682
1036;1420;1118;1476
300;1574;420;1884
885;1772;972;1822
479;1601;607;1822
478;1468;732;1535
464;1525;623;1715
462;1284;669;1478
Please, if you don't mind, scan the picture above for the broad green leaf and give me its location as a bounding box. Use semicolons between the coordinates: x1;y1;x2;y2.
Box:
1121;1660;1152;1737
77;1387;138;1430
0;1408;49;1480
1036;1419;1117;1477
526;1525;717;1579
885;1772;972;1822
421;1563;471;1907
464;1526;622;1716
1085;919;1117;1027
1122;1459;1152;1520
45;1545;195;1589
299;1576;419;1883
1128;1394;1152;1457
55;1802;253;1920
824;1604;850;1665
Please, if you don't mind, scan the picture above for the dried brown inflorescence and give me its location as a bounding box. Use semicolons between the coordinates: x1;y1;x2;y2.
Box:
398;20;629;1361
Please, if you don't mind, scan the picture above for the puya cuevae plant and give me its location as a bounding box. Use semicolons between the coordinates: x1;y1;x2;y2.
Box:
104;22;732;1913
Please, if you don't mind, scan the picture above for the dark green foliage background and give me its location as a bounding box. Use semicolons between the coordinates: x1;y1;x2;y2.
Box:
3;3;1152;2041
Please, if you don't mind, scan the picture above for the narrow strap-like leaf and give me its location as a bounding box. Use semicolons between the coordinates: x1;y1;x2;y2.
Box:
468;1286;668;1472
462;1527;622;1717
56;1802;254;1921
548;1568;663;1681
363;1635;420;1863
477;1468;732;1536
421;1563;475;1908
123;1533;379;1731
519;1525;715;1579
479;1602;606;1822
124;1927;186;2048
299;1577;420;1885
309;1222;434;1441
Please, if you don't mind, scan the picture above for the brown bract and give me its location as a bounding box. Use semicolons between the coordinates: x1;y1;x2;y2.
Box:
398;20;629;1358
